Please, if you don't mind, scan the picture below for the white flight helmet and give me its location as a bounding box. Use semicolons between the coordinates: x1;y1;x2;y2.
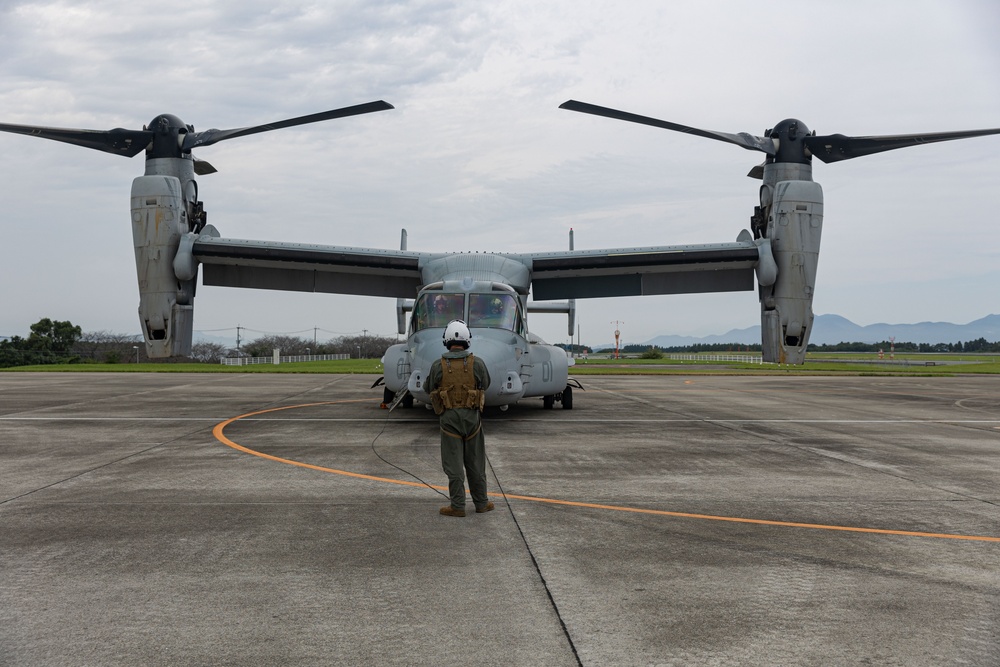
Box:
442;319;472;348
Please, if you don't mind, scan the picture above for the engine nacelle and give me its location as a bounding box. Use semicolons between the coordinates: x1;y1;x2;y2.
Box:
130;175;195;357
759;178;824;364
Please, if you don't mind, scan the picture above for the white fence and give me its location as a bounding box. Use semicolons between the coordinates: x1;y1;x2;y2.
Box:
668;354;765;364
221;352;350;366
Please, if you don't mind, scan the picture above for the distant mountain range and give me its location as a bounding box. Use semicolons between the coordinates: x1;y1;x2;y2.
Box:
604;314;1000;349
191;314;1000;351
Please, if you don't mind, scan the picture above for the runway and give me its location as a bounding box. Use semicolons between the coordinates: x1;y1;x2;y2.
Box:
2;372;998;665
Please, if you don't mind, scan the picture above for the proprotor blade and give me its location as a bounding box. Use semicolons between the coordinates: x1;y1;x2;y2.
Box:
0;123;152;157
559;100;775;155
182;100;395;151
806;127;1000;163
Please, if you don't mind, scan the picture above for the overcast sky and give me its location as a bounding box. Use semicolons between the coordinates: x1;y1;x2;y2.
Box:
1;0;998;348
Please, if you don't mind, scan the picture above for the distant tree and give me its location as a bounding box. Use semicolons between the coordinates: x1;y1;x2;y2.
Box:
607;342;763;354
0;336;29;367
243;335;313;357
28;318;82;353
74;330;143;363
237;333;398;359
325;334;399;358
0;318;83;367
962;338;1000;352
189;341;231;363
594;337;1000;357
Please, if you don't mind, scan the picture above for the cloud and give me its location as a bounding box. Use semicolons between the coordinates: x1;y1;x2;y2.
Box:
1;0;998;346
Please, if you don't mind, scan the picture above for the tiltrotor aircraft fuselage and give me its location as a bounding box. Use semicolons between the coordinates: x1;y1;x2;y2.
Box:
377;238;580;410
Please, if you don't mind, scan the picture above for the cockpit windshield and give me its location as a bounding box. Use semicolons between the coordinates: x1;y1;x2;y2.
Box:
411;291;524;335
411;293;465;332
468;293;518;331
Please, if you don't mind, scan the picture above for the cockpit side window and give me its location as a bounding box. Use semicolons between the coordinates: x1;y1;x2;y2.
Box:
468;293;518;331
411;293;466;332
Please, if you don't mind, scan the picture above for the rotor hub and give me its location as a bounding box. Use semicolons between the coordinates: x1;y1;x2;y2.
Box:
767;118;812;164
145;114;190;159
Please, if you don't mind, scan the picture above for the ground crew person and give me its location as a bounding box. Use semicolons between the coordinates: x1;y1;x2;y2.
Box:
427;319;493;517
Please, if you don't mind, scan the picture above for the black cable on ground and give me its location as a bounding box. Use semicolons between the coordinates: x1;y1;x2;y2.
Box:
487;454;584;667
373;408;582;664
370;409;448;500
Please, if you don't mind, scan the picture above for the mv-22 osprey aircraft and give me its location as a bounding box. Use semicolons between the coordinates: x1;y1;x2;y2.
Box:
2;101;999;410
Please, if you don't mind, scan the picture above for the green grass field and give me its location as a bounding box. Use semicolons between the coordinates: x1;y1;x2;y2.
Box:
1;359;385;374
571;355;1000;376
4;353;1000;376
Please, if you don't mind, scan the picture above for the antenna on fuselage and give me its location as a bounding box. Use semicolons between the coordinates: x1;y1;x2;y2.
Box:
396;228;413;334
568;229;577;338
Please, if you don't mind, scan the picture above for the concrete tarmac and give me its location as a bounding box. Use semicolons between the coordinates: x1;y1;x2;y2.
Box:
1;372;998;666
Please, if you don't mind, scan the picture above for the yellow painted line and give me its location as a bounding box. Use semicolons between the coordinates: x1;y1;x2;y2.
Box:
213;401;1000;543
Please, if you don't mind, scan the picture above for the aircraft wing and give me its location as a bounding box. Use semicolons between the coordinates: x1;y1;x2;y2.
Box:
188;234;768;301
190;237;424;298
522;240;763;300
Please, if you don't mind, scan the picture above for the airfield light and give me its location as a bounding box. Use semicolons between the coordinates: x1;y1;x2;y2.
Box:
612;321;624;359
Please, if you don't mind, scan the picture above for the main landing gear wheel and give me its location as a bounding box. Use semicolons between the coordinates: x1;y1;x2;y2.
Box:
561;385;573;410
543;395;555;409
382;387;414;409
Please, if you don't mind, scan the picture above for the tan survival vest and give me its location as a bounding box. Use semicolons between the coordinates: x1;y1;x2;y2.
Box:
430;354;486;415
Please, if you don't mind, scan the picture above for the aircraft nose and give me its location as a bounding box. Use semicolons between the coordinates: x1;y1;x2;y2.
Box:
469;336;523;399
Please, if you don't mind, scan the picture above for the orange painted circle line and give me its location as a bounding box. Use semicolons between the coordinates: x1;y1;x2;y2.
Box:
213;401;1000;543
213;400;439;490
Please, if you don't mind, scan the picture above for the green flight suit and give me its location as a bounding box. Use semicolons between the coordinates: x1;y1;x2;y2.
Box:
427;349;492;511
